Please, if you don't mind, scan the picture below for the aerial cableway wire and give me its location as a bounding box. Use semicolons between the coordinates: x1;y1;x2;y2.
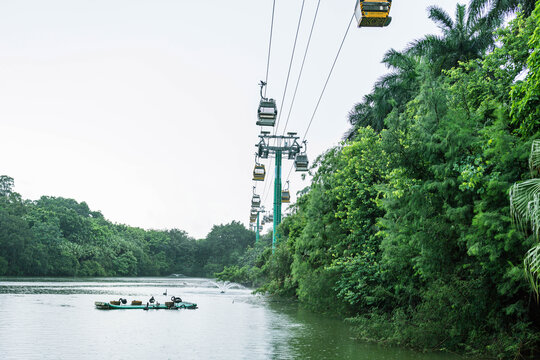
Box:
261;0;307;207
281;0;322;136
285;11;355;183
253;0;277;198
264;0;277;99
273;0;306;135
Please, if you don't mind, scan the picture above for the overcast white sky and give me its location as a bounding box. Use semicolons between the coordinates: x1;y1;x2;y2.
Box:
0;0;465;238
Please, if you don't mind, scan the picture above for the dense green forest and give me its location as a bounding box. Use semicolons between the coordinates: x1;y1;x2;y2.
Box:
0;174;254;277
217;1;540;358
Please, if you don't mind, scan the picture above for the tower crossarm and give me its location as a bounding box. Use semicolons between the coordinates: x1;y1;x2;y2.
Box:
255;134;302;157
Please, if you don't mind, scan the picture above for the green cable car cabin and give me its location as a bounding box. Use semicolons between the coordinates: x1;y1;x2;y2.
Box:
354;0;392;28
295;154;309;172
258;144;269;159
257;99;278;127
252;193;261;208
250;208;258;223
253;164;266;181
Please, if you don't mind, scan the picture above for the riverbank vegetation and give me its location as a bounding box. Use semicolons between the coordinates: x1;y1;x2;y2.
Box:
0;176;254;277
218;1;540;358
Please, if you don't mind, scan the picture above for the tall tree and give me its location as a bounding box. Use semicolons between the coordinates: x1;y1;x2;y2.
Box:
347;50;420;137
407;3;498;74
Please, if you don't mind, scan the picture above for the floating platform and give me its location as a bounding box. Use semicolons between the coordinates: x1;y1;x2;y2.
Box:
95;300;197;310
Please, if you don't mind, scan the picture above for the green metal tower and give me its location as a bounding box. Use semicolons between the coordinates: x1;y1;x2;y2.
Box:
255;131;302;252
273;149;282;250
256;211;260;244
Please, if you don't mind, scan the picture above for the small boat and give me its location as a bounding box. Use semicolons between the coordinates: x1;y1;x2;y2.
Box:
95;296;197;310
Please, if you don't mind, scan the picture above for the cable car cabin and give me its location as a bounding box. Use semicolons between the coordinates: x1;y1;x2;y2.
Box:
295;154;309;172
354;0;392;27
253;164;266;181
258;145;269;159
251;194;261;208
257;99;278;127
281;190;290;203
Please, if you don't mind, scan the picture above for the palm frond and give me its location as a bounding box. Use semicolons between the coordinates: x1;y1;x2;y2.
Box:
509;178;540;232
406;35;445;58
469;0;492;14
455;4;467;30
375;72;399;89
524;243;540;302
382;48;402;67
529;140;540;174
528;194;540;239
468;0;492;21
427;5;454;32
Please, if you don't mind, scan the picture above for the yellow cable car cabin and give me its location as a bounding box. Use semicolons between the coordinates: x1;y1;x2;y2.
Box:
253;164;266;181
281;190;290;203
281;180;291;203
354;0;392;28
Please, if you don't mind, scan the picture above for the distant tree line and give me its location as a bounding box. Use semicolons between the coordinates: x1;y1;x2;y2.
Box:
0;175;254;278
216;1;540;358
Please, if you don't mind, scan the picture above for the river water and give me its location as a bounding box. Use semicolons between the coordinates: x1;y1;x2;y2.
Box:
0;277;461;359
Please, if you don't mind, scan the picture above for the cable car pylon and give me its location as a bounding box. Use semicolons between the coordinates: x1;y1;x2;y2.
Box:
255;131;306;251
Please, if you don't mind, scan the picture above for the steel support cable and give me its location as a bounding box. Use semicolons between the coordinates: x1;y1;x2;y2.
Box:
262;159;275;204
281;0;321;136
273;0;306;136
286;11;354;184
259;0;306;218
264;0;277;98
301;12;354;143
252;0;276;213
263;0;306;212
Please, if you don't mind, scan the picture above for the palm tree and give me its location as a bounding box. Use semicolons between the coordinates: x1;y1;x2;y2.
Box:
376;49;421;109
407;3;499;74
346;49;420;138
510;140;540;301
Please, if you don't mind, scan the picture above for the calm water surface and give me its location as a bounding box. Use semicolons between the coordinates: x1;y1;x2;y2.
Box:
0;277;462;359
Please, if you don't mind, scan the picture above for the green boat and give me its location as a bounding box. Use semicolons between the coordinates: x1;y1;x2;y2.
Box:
95;296;197;310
